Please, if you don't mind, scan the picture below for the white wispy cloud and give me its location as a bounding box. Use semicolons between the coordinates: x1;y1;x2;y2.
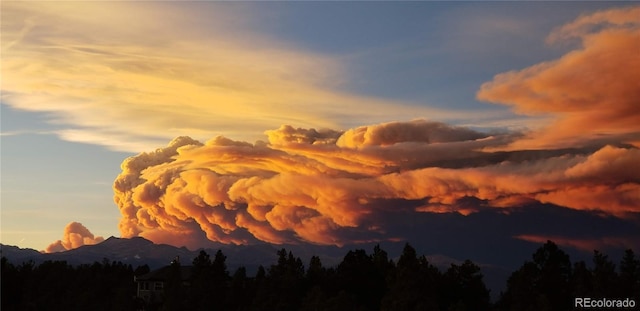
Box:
1;2;476;153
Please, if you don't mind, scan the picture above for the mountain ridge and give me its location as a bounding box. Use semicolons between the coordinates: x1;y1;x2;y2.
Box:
0;236;508;299
1;236;257;270
0;236;474;272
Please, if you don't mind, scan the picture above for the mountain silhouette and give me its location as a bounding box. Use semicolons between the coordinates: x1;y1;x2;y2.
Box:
1;237;510;300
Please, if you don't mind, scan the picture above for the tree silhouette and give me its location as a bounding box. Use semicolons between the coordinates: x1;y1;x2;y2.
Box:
442;260;490;310
306;255;325;285
570;260;593;297
498;241;571;311
498;261;540;311
161;258;186;311
381;243;440;311
533;240;572;310
372;244;394;278
227;266;253;311
618;249;640;299
188;250;215;310
337;248;386;311
252;248;305;311
591;250;618;298
1;257;22;310
212;249;231;309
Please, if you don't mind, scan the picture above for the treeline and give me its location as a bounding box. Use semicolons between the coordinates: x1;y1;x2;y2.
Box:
2;241;639;311
172;244;490;311
496;242;639;311
1;257;148;310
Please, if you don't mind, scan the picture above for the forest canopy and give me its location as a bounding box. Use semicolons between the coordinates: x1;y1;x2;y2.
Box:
2;241;639;311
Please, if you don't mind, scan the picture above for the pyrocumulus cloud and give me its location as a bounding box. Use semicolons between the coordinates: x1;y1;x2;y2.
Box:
113;119;639;248
45;222;105;253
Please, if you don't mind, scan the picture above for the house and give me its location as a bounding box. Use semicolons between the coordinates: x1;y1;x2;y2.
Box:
134;260;192;306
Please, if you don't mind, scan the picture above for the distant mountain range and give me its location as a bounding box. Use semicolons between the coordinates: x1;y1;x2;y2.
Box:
0;236;473;270
2;236;284;271
0;236;509;299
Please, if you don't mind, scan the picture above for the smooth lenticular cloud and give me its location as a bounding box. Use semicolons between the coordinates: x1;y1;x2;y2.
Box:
45;222;105;253
1;1;461;152
477;5;640;149
113;120;640;248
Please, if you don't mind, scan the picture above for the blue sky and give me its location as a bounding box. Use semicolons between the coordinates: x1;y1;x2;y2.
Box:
1;1;638;254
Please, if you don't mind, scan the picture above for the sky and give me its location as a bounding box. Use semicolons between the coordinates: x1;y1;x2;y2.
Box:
1;1;639;265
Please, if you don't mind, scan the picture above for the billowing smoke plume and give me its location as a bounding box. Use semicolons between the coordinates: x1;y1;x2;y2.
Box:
113;6;640;249
45;222;105;253
113;119;639;248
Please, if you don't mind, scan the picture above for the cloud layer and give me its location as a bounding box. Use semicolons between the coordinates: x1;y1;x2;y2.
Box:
111;6;640;251
477;5;640;149
25;5;638;253
1;2;462;152
112;120;639;249
45;222;104;253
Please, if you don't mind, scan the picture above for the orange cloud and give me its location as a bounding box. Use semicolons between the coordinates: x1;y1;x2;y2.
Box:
45;222;105;253
376;149;639;218
113;121;496;246
477;6;640;150
103;6;640;248
335;120;486;148
1;2;462;152
113;120;639;248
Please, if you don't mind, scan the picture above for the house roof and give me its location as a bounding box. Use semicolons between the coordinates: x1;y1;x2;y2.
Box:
135;265;193;282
